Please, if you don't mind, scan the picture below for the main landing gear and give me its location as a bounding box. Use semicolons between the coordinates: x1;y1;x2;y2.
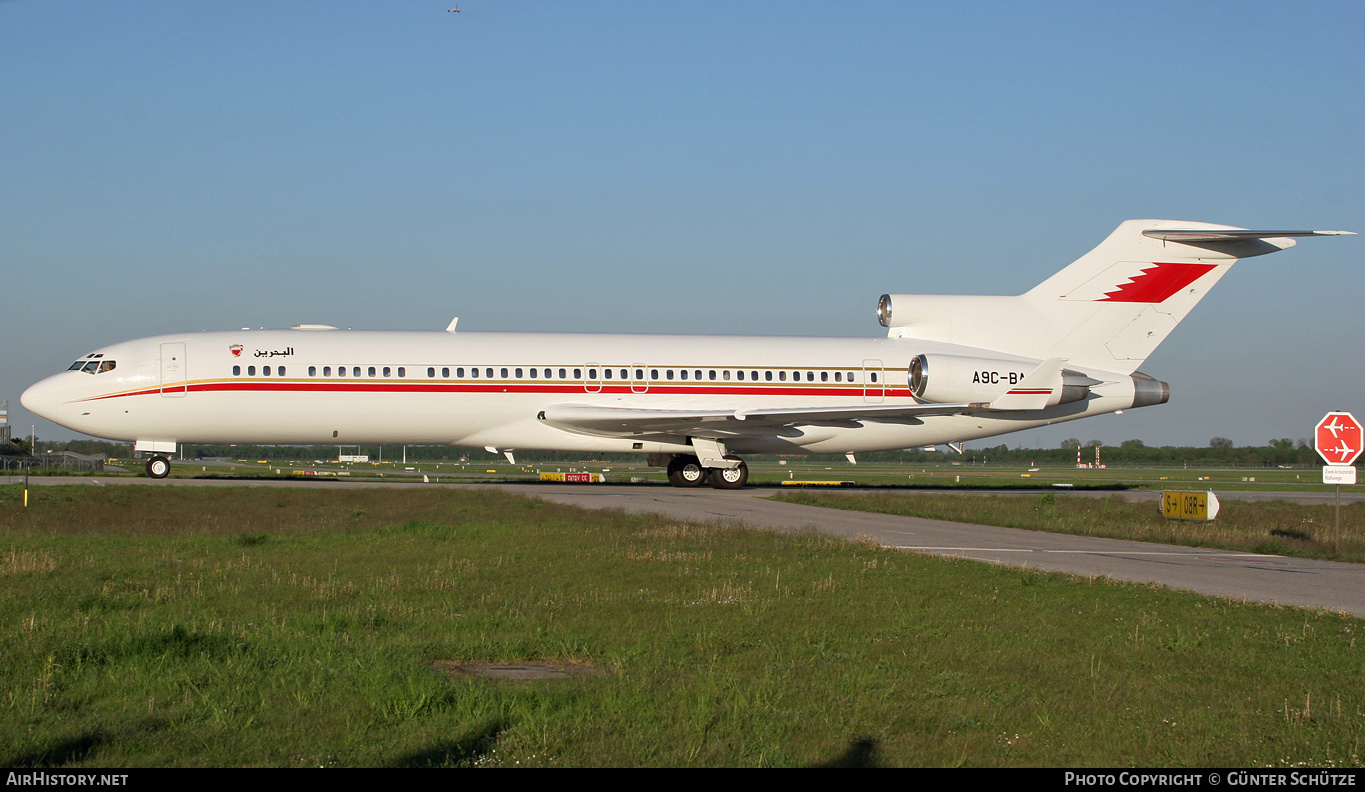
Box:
665;454;749;490
145;455;171;479
666;455;707;487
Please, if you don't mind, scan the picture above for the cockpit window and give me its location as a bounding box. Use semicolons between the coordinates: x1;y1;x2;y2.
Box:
71;359;116;374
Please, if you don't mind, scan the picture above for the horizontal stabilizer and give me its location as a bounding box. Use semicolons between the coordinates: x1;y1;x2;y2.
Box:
1142;229;1354;242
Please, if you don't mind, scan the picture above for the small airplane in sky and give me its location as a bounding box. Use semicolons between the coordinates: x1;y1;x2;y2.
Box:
21;220;1352;486
448;6;460;12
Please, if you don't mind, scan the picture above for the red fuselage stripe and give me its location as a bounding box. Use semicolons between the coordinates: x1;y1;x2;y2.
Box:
85;381;913;401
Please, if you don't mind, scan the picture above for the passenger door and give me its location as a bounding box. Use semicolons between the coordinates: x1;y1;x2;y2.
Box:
160;343;187;397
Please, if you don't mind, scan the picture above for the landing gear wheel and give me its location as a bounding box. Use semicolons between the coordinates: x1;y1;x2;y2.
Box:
666;455;708;488
146;456;171;479
707;459;748;490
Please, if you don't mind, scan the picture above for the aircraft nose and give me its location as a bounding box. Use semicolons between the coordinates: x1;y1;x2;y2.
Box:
20;375;64;423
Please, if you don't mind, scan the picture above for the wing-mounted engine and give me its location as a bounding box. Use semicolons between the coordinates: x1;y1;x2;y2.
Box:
909;354;1099;410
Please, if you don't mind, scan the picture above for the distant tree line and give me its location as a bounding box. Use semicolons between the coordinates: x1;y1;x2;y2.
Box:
909;436;1324;468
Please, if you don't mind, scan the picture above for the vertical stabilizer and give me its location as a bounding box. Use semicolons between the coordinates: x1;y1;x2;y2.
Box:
879;220;1352;373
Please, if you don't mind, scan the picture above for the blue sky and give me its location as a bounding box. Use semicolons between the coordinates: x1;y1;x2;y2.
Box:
3;1;1361;449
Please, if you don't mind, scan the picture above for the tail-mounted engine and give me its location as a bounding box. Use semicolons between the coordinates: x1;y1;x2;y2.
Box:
909;354;1097;408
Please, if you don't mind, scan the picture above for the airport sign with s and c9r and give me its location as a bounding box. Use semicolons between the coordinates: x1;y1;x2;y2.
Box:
1162;491;1220;521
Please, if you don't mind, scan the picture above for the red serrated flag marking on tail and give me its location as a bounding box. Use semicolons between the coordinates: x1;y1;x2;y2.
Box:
1098;262;1218;303
1316;412;1363;466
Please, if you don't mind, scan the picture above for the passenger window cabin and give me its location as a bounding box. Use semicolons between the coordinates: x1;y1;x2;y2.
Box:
267;363;859;386
227;364;880;385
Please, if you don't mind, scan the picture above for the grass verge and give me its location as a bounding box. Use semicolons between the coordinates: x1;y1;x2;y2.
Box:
773;491;1365;564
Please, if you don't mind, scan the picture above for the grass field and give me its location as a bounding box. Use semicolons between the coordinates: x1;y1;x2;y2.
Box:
1;484;1362;767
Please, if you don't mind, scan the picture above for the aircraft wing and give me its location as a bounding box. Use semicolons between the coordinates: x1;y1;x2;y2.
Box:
538;401;980;439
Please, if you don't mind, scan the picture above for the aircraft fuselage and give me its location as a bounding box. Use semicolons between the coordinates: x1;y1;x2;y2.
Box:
21;328;1138;456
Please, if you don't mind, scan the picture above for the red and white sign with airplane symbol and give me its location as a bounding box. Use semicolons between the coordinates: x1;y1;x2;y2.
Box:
1315;412;1362;466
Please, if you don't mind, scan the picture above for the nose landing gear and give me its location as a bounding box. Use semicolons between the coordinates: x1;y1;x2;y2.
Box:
145;456;171;479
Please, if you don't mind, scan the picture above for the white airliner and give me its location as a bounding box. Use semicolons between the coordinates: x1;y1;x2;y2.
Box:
21;220;1353;487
